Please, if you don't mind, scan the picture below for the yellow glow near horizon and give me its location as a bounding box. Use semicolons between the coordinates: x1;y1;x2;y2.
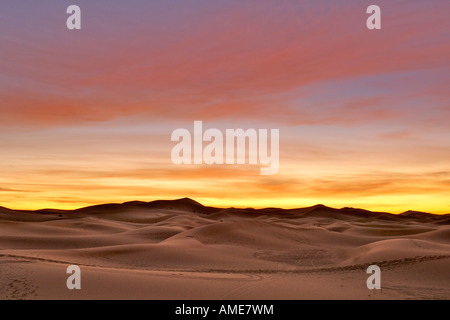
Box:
3;191;449;215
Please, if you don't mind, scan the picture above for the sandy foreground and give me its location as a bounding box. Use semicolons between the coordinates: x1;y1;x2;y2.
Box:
1;198;449;300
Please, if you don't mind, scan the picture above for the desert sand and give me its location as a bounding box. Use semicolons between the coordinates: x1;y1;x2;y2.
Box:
1;198;449;300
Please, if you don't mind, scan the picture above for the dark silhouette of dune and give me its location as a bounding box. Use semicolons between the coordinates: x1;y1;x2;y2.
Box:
72;197;214;215
400;210;437;219
1;198;449;223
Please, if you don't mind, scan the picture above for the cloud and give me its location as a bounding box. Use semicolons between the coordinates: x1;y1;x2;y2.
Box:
1;0;449;126
0;187;30;192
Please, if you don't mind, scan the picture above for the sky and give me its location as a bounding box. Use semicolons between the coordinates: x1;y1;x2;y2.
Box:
1;0;449;213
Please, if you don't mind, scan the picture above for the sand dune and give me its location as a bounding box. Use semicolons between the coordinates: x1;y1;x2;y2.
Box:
0;198;449;300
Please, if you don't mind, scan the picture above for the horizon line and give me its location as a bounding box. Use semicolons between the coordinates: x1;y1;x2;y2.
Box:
1;197;449;216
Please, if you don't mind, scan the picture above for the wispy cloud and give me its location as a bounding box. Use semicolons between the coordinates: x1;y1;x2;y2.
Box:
1;1;449;126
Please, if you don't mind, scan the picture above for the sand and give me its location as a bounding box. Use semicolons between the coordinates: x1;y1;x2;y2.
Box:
0;198;449;300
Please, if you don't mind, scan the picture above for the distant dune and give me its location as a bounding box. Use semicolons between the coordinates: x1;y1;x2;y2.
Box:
1;198;449;300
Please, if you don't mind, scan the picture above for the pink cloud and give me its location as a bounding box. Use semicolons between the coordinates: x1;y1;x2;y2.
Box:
1;0;449;127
